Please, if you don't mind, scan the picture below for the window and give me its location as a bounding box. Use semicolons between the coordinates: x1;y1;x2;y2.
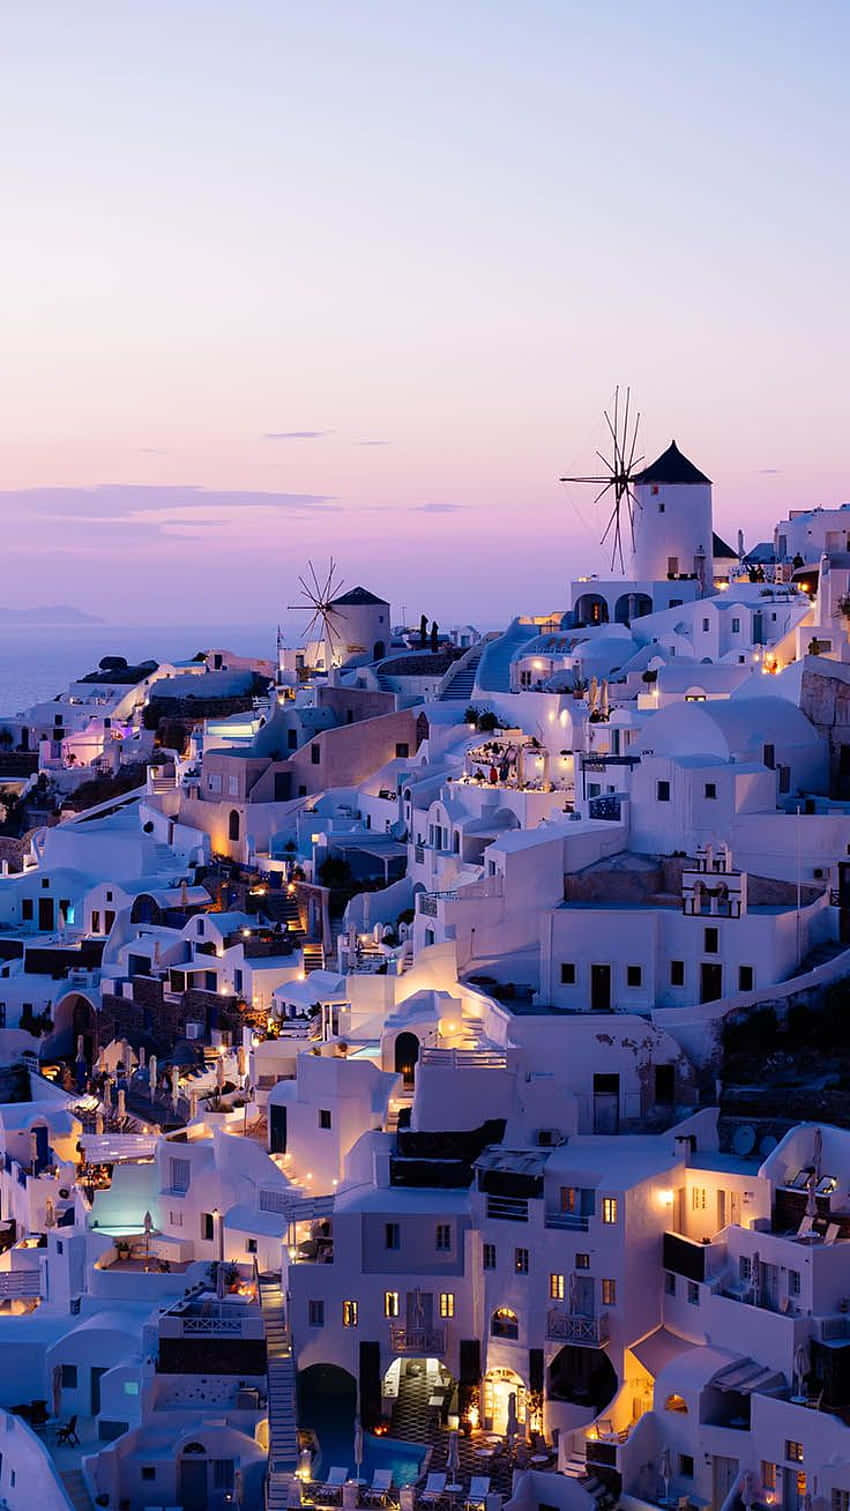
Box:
789;1269;801;1297
311;744;321;765
201;1212;214;1242
763;743;775;770
170;1157;191;1193
687;1280;699;1305
739;1256;752;1282
560;963;576;984
704;926;718;953
831;1493;849;1511
602;1197;618;1224
550;1273;565;1300
22;899;33;922
142;1467;156;1482
395;743;409;758
491;1307;519;1339
384;1290;399;1318
483;1243;496;1270
738;965;754;991
664;1271;676;1296
601;1278;616;1306
343;1300;358;1327
679;1456;694;1479
436;1224;451;1251
228;774;239;796
213;1461;235;1493
385;1223;400;1250
626;965;642;987
61;1364;77;1388
560;1186;576;1212
234;968;243;993
665;1393;688;1413
704;782;717;799
246;1237;257;1254
169;1210;184;1227
762;1464;777;1494
308;1300;324;1327
514;1248;529;1274
319;1109;332;1130
732;617;741;634
576;1252;590;1270
656;780;670;802
670;960;685;986
786;1443;804;1464
440;1292;455;1318
691;1186;707;1210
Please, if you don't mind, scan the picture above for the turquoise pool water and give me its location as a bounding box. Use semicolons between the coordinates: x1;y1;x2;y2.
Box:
299;1368;425;1486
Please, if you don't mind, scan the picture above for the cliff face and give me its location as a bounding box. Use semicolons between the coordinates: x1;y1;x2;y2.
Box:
800;657;850;797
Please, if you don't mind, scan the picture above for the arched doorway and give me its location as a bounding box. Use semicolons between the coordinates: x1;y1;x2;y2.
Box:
394;1031;420;1089
548;1343;617;1414
574;593;609;627
44;991;97;1064
483;1367;527;1434
297;1364;357;1478
614;592;653;625
228;809;241;843
178;1442;209;1511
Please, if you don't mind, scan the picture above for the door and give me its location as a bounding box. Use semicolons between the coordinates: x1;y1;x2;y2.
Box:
590;964;611;1012
712;1456;739;1511
179;1458;209;1511
716;1189;726;1231
90;1365;107;1414
269;1104;287;1155
593;1073;619;1133
700;962;723;1003
38;897;54;931
572;1276;594;1317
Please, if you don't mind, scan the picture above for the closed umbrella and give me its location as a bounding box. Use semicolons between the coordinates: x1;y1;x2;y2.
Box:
505;1392;519;1446
354;1414;364;1481
51;1363;62;1420
148;1055;157;1097
794;1341;811;1398
660;1446;672;1502
806;1172;818;1221
446;1429;460;1481
814;1126;823;1181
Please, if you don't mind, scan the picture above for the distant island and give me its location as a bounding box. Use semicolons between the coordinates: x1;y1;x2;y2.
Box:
0;605;104;625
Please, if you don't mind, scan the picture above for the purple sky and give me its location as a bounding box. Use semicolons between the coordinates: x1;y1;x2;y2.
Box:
2;2;849;625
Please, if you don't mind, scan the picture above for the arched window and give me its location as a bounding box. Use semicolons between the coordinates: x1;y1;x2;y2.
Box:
665;1393;688;1413
453;831;460;854
491;1308;519;1340
394;1032;419;1089
228;809;240;842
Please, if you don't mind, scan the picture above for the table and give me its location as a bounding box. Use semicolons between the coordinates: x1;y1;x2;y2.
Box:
530;1454;551;1466
428;1395;444;1409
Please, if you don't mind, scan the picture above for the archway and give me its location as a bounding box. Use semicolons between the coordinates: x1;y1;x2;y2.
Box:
178;1442;210;1511
548;1343;617;1414
44;991;97;1064
228;809;241;843
614;592;653;625
297;1364;357;1477
483;1367;527;1435
574;593;609;627
394;1031;420;1089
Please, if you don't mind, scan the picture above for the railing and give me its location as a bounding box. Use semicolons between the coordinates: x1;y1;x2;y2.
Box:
816;1314;850;1341
419;895;439;916
545;1211;590;1231
486;1196;529;1222
183;1314;244;1334
420;1048;508;1070
390;1324;446;1355
546;1309;609;1345
414;846;425;865
0;1268;41;1298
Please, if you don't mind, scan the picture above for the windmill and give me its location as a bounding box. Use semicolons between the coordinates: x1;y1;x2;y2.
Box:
288;558;346;668
560;386;643;573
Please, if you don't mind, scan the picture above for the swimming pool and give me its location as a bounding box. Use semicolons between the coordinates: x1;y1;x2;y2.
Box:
299;1369;426;1485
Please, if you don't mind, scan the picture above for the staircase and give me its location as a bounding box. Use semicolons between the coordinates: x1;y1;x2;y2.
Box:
60;1469;95;1511
260;1272;299;1508
563;1451;620;1511
437;645;484;701
301;940;324;973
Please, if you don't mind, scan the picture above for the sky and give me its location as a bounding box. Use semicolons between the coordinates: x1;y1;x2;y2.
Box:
1;1;849;627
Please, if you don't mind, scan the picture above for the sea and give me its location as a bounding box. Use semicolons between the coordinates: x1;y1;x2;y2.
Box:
0;622;286;717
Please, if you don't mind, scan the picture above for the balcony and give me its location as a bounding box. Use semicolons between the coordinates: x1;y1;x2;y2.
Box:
546;1308;609;1345
545;1210;590;1232
389;1324;446;1355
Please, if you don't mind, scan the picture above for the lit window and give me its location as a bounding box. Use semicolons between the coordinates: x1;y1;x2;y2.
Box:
343;1300;358;1327
550;1273;565;1300
601;1278;616;1306
440;1292;455;1318
665;1393;688;1414
384;1291;399;1318
514;1248;529;1274
602;1197;618;1224
786;1442;804;1464
576;1252;590;1270
762;1465;777;1494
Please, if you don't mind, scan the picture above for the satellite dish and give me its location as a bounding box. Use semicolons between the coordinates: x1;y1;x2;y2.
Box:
732;1125;756;1156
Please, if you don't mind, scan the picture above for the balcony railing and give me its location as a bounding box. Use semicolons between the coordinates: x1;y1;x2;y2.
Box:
546;1309;609;1345
545;1211;590;1231
390;1324;446;1355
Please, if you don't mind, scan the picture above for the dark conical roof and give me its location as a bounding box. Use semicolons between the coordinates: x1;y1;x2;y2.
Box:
634;440;711;486
330;586;389;607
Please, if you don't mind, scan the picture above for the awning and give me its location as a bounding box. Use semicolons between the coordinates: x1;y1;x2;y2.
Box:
710;1358;785;1395
630;1326;696;1377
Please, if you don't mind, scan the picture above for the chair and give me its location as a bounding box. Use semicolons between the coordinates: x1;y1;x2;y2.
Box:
825;1223;840;1245
466;1477;490;1509
421;1473;447;1505
364;1469;394;1505
319;1466;349;1501
57;1414;79;1446
797;1216;815;1238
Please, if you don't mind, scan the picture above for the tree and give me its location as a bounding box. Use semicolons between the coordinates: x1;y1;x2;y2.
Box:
430;620;439;653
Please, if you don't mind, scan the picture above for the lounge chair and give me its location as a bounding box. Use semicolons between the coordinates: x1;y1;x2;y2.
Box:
466;1477;490;1509
797;1216;815;1238
319;1467;350;1501
57;1414;79;1446
364;1469;394;1505
421;1473;447;1505
825;1223;840;1245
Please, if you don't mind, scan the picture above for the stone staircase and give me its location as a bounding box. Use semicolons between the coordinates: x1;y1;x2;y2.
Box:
260;1272;299;1508
60;1469;95;1511
301;940;324;973
563;1451;620;1511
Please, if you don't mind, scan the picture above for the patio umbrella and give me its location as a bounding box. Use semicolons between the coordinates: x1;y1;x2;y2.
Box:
505;1392;519;1446
234;1467;244;1509
217;1257;227;1299
742;1471;755;1510
354;1414;364;1480
446;1429;460;1480
44;1198;55;1230
806;1172;817;1221
138;1044;146;1070
95;1111;104;1136
148;1055;157;1097
794;1341;811;1398
143;1210;153;1272
601;681;610;719
117;1088;126;1122
813;1126;823;1181
51;1363;62;1420
171;1064;180;1110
